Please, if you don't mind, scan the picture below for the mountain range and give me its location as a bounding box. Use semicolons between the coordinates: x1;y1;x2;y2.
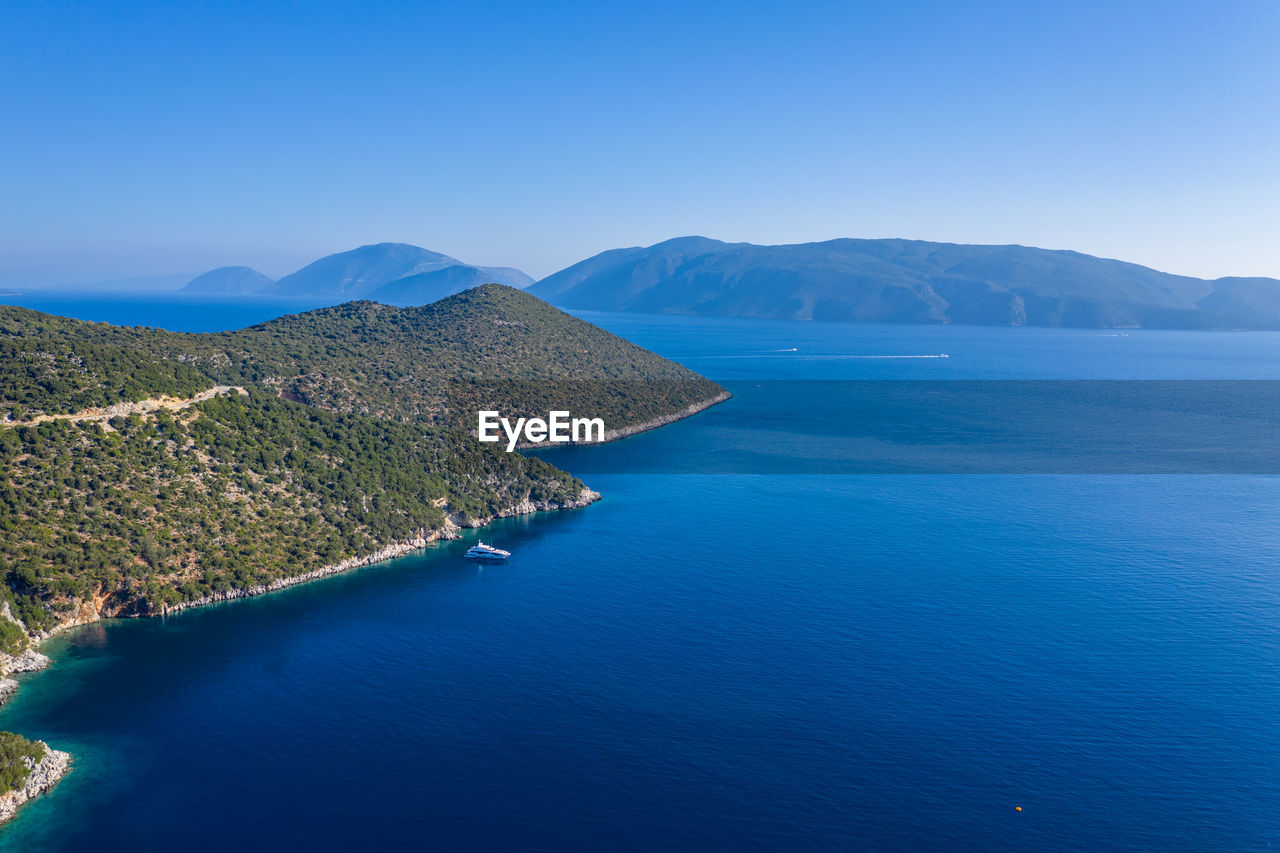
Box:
53;236;1280;329
529;237;1280;329
180;243;533;303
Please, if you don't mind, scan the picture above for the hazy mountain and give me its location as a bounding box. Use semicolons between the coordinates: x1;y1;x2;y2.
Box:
531;236;736;303
33;273;194;292
367;264;534;306
21;243;533;303
181;266;275;295
474;266;535;289
270;243;463;298
530;237;1280;329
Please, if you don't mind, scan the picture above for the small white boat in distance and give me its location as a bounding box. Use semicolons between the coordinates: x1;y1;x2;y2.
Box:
465;542;511;560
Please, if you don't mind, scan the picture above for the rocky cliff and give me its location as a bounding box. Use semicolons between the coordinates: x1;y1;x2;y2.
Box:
0;743;71;824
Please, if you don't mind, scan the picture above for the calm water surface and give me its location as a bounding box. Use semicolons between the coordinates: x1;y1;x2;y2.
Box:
2;298;1279;851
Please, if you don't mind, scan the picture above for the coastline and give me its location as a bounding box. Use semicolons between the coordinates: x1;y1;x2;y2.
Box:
0;389;726;687
1;391;729;646
0;744;71;824
598;390;731;444
14;484;600;640
0;388;719;825
143;486;601;619
513;390;731;449
0;486;599;825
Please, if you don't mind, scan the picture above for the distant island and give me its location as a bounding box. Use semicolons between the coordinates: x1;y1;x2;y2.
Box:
529;236;1280;330
0;284;726;818
40;236;1280;330
182;266;275;295
180;242;534;305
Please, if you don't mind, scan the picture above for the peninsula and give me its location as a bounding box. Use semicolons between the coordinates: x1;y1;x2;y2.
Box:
0;285;727;819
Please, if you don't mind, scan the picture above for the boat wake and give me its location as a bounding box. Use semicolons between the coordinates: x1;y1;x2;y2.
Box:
797;353;951;359
689;352;950;360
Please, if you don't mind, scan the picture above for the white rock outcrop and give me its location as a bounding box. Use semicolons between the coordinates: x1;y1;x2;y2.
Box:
0;649;51;706
0;743;71;824
5;650;50;673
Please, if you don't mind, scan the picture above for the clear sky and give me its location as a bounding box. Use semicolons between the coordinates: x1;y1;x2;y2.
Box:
2;0;1277;286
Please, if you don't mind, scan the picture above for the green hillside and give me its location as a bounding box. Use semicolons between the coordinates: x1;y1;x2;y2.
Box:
0;285;724;429
0;285;725;645
0;391;586;637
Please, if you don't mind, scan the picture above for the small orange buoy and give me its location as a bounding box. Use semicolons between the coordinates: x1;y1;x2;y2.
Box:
1015;806;1022;812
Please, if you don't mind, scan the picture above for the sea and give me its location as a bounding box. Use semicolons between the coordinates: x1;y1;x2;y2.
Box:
1;291;1279;851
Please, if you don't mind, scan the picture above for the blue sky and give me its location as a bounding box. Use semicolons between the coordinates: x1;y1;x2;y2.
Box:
1;0;1276;285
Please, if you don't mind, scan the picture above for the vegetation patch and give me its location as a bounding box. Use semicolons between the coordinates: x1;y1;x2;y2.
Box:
0;732;45;793
0;284;720;639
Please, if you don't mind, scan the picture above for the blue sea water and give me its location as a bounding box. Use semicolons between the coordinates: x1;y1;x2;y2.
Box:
2;299;1280;850
0;290;332;332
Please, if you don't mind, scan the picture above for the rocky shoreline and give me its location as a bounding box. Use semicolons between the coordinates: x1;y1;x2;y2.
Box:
0;648;65;827
0;390;720;826
0;651;52;707
1;485;601;683
513;390;731;449
0;744;71;824
0;389;711;652
599;391;731;444
146;486;601;618
0;485;600;825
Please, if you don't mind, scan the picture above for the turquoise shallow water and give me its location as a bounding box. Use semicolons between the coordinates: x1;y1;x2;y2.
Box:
2;302;1280;850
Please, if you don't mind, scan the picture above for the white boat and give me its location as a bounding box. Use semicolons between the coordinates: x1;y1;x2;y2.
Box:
465;541;511;560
